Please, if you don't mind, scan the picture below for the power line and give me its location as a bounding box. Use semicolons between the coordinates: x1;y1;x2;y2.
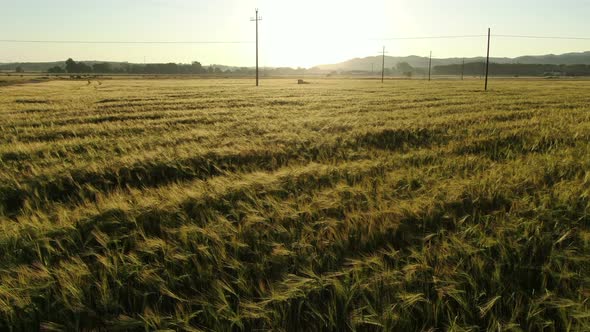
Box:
0;39;254;44
493;34;590;41
374;34;590;41
1;34;589;45
374;35;487;40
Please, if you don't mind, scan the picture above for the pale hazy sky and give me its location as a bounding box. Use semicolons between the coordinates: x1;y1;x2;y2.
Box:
1;0;589;67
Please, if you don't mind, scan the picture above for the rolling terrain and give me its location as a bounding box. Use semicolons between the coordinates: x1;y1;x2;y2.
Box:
0;78;589;331
2;51;590;73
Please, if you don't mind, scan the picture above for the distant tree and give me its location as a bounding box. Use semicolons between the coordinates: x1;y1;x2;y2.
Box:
77;62;92;73
65;58;77;73
15;66;24;73
191;61;203;74
127;64;143;74
92;62;112;73
396;62;414;74
63;58;92;73
432;62;590;77
48;66;65;74
67;61;211;75
163;63;178;74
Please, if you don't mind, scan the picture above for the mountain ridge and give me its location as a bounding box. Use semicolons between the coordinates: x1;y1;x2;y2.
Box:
314;51;590;71
1;51;589;72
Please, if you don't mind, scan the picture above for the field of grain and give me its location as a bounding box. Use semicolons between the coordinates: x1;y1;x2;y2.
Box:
0;78;589;331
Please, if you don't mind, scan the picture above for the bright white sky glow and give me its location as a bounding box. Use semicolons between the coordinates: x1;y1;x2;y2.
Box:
1;0;589;67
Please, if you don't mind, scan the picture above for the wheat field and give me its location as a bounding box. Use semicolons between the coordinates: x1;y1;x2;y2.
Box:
0;78;589;331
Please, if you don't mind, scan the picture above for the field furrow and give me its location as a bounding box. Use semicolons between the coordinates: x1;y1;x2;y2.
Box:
0;78;589;331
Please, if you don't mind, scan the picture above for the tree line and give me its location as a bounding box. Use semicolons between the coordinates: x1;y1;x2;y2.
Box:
47;59;320;76
434;62;590;76
42;58;590;77
334;62;427;78
48;58;238;75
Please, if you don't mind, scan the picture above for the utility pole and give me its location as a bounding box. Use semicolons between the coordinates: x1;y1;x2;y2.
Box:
250;9;262;86
485;28;491;91
428;51;432;81
461;58;465;80
371;63;374;74
381;46;386;83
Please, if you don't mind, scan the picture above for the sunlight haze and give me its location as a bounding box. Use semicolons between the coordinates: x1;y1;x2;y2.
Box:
1;0;588;67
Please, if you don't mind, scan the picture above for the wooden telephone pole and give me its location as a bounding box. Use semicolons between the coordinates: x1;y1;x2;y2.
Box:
382;46;386;83
379;46;388;83
461;58;465;80
485;28;491;91
428;51;432;81
250;9;262;86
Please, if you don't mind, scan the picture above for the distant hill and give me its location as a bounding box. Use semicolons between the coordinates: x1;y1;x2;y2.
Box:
512;52;590;65
1;51;589;73
314;51;590;72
